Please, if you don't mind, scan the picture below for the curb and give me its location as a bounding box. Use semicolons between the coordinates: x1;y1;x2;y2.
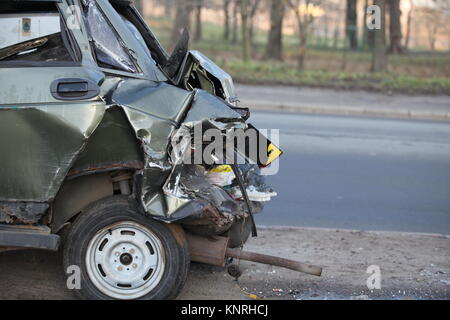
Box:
256;225;450;238
247;103;450;122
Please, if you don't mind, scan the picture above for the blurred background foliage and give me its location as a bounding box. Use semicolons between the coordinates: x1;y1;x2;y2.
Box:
135;0;450;94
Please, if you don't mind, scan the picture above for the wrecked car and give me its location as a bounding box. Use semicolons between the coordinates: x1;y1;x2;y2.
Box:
0;0;296;300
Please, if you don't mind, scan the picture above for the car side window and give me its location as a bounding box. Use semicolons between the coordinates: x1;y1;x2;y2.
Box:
84;1;137;73
0;7;78;64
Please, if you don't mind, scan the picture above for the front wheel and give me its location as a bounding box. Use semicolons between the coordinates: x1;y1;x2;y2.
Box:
63;196;189;300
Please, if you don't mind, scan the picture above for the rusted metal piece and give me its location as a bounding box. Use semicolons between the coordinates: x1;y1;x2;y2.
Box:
67;161;143;178
0;224;51;233
166;199;236;236
226;248;322;277
185;233;322;276
0;202;49;224
0;247;25;253
186;233;229;267
165;223;188;248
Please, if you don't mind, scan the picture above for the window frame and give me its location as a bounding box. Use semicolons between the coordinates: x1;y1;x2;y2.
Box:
83;0;140;75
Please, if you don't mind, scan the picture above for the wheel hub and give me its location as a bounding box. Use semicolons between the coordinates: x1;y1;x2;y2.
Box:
120;253;133;266
85;222;165;300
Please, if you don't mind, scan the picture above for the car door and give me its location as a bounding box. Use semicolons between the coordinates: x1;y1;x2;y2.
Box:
0;0;106;223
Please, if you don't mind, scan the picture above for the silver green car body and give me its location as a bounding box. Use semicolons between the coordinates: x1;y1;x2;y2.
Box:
0;0;254;232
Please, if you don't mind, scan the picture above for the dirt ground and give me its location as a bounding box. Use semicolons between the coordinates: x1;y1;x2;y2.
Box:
0;227;448;300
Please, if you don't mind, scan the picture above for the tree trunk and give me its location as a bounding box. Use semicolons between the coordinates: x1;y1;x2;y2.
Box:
249;21;255;45
194;0;203;42
298;30;307;70
248;0;260;46
404;0;413;50
224;0;231;40
345;0;358;49
171;1;193;43
332;27;339;49
362;0;369;50
388;0;403;54
163;0;174;18
231;0;239;44
239;0;251;61
429;24;438;51
264;0;285;60
371;0;387;72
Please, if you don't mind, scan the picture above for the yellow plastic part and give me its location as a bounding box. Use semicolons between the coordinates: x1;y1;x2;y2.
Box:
265;143;283;166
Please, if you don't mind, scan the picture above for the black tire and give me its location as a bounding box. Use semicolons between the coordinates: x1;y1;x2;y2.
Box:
63;196;190;300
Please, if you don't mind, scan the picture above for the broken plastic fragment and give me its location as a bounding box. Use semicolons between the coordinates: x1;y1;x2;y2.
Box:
207;165;235;187
232;185;277;202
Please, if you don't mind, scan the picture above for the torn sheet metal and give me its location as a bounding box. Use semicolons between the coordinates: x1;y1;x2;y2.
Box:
161;165;241;235
69;107;144;178
107;77;246;220
109;78;194;123
177;50;238;105
107;78;196;216
183;89;242;124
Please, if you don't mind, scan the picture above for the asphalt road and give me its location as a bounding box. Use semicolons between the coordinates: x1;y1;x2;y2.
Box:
251;111;450;235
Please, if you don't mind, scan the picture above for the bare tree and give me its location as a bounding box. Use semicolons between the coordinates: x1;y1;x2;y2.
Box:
239;0;252;61
171;1;194;42
362;0;370;50
431;0;450;51
287;0;322;70
388;0;403;54
224;0;231;40
194;0;204;42
419;0;450;51
421;7;441;51
371;0;387;72
248;0;261;44
264;0;286;61
154;0;174;17
232;0;239;44
403;0;414;50
345;0;358;49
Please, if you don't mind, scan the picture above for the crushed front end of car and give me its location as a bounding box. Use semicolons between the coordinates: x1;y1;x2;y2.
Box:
109;77;281;247
0;0;321;301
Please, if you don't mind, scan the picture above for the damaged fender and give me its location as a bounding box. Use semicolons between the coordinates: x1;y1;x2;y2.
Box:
108;79;245;224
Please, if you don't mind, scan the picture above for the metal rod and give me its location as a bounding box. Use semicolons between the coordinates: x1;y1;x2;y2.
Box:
231;165;257;237
226;247;322;277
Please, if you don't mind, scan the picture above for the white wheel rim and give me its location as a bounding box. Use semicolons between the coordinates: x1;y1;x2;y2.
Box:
85;221;165;300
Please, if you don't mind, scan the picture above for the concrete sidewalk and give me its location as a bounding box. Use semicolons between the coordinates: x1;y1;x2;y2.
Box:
236;84;450;122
